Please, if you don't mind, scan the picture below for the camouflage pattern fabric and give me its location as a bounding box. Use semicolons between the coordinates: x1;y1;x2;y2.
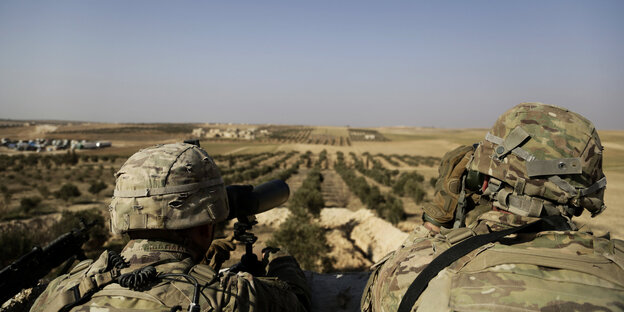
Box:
30;240;310;312
109;143;229;234
468;103;606;217
361;211;624;312
422;145;475;227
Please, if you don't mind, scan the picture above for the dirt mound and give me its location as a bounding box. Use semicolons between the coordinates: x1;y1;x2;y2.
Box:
319;208;408;263
255;207;291;228
229;207;408;271
325;229;372;270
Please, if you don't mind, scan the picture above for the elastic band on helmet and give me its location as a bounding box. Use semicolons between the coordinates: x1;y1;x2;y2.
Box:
113;177;224;198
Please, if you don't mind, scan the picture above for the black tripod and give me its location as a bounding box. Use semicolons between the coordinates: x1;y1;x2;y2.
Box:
229;216;266;276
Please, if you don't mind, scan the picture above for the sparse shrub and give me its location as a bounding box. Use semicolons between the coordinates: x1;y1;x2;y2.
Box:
18;177;31;187
297;151;312;170
38;185;50;198
20;196;42;213
393;171;426;203
55;183;82;201
290;168;324;215
429;177;437;188
291;188;324;215
40;156;52;168
23;154;39;167
268;212;332;272
403;179;426;203
317;150;328;168
64;151;79;166
378;195;405;225
0;155;10;172
2;188;13;207
88;181;107;196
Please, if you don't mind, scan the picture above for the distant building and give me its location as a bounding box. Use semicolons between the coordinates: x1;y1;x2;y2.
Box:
205;128;222;138
192;128;206;137
201;127;258;140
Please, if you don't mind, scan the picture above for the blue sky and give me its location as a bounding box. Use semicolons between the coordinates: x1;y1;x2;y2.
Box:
1;1;622;128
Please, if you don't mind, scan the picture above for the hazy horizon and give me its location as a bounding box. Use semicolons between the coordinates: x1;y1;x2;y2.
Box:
0;117;495;130
1;1;622;129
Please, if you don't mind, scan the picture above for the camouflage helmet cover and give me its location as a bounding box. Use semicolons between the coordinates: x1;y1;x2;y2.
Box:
109;143;229;234
468;102;606;217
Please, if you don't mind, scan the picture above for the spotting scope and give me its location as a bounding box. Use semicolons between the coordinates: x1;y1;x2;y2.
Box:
225;179;290;220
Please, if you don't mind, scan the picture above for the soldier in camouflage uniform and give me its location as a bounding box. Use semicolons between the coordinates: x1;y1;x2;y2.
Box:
362;103;624;311
30;143;310;312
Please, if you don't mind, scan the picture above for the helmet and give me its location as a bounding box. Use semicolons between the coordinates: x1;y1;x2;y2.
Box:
109;143;229;234
468;102;606;218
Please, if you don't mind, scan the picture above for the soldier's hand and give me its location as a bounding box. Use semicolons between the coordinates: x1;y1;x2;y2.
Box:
203;234;236;272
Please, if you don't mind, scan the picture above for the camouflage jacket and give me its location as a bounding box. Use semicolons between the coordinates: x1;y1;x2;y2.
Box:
361;211;624;312
30;239;310;312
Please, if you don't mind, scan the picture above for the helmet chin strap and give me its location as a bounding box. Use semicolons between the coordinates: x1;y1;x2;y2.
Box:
452;174;468;229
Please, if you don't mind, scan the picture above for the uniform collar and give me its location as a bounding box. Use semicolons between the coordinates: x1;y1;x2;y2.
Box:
471;210;577;234
470;210;540;234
